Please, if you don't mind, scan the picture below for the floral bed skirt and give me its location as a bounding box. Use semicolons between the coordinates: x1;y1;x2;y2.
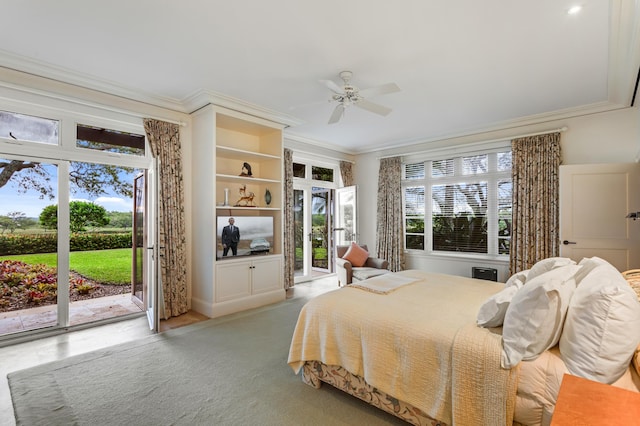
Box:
301;360;446;426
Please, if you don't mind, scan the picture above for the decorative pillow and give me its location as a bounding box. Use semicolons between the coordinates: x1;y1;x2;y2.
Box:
341;242;369;267
477;285;520;328
634;345;640;377
526;257;576;282
559;263;640;384
501;264;580;369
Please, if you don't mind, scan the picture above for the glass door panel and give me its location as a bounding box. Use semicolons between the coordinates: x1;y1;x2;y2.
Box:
132;172;145;308
293;189;306;278
0;157;59;336
335;186;357;245
311;188;331;273
67;160;143;328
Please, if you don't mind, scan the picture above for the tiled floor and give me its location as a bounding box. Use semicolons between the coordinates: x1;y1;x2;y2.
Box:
0;293;144;335
0;275;338;426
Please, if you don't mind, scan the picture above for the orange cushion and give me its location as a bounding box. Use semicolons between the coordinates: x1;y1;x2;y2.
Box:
342;242;369;267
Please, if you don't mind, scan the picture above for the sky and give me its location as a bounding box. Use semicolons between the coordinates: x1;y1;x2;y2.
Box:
0;162;135;218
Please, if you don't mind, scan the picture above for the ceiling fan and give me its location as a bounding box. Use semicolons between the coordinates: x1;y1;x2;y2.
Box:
320;71;400;124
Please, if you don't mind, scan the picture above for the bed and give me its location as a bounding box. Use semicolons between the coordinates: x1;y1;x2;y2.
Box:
288;262;640;426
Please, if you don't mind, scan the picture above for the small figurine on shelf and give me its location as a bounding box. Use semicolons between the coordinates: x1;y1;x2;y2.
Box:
234;184;256;207
240;162;253;177
265;189;272;206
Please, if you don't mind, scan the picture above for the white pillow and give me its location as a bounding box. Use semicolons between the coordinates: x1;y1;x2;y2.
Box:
526;257;576;282
476;270;527;328
559;264;640;384
573;256;611;284
505;269;529;289
501;264;580;369
477;285;520;328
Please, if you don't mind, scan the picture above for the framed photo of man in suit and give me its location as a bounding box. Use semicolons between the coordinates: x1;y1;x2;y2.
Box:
221;217;240;256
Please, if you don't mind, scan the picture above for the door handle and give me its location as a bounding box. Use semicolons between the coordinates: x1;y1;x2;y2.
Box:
562;240;577;245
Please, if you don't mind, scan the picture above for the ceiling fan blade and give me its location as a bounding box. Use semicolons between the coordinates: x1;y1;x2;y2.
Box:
320;79;344;94
328;104;345;124
355;99;392;116
359;83;400;98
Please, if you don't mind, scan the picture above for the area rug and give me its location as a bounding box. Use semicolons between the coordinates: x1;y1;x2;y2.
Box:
8;298;406;426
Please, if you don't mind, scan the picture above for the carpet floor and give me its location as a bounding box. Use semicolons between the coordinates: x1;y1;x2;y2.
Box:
8;297;407;425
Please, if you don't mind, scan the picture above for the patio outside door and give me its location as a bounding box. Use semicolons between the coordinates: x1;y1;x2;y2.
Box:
293;186;334;282
311;187;332;274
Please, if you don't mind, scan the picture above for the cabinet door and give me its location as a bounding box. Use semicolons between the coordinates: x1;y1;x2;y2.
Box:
215;261;252;302
251;257;283;294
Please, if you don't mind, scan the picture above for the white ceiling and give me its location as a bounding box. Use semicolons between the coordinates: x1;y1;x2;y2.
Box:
0;1;638;153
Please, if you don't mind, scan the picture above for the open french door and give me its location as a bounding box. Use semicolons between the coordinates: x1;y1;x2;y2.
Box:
146;164;160;331
131;166;159;331
334;185;357;246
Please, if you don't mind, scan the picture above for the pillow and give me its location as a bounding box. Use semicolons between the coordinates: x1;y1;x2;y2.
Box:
341;242;369;267
634;345;640;377
505;269;529;289
526;257;576;282
476;270;529;328
573;256;611;284
477;285;520;328
559;264;640;384
501;264;580;369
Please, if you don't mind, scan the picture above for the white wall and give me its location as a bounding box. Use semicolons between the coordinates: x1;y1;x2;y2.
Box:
354;106;640;281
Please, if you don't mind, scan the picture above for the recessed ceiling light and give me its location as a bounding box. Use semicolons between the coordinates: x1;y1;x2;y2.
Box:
568;5;582;15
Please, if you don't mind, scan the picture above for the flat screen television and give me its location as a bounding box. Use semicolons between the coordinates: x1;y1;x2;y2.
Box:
216;215;274;259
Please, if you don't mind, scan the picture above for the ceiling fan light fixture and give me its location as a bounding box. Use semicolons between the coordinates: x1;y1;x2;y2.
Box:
321;71;400;124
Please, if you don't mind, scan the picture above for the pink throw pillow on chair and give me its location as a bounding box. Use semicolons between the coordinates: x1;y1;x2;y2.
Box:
342;242;369;267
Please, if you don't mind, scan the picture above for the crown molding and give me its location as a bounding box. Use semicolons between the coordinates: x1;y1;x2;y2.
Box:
181;89;303;128
0;49;305;129
349;100;630;155
284;133;357;155
0;49;188;113
608;0;640;105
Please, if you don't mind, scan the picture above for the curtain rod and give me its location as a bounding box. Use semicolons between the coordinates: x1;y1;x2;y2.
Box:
379;126;568;159
0;79;188;127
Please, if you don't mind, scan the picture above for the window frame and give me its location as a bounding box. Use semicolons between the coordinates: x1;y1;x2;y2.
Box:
0;103;151;169
402;148;512;260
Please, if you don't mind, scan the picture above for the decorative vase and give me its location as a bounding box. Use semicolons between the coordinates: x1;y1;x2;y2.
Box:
265;189;272;206
224;188;230;206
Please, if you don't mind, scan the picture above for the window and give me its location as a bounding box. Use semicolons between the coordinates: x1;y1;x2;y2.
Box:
311;166;334;182
0;110;59;145
402;151;512;256
77;124;145;156
292;163;306;178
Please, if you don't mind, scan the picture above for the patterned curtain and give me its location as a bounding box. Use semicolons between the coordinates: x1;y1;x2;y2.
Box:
143;119;188;319
283;148;295;289
510;132;561;274
376;157;405;272
339;160;354;187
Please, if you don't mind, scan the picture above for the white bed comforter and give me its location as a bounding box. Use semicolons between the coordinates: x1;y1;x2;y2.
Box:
516;347;640;426
288;270;519;426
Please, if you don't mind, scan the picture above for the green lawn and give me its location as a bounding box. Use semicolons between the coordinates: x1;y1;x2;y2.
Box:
2;248;131;285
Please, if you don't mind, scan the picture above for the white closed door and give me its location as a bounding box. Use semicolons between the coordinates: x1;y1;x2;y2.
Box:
559;163;640;271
